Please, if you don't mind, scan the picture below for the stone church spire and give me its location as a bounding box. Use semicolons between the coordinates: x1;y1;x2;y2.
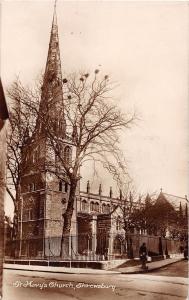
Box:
43;2;62;88
38;1;66;136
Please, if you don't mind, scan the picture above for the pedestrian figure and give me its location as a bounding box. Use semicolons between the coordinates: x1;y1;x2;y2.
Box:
184;244;188;260
139;242;148;269
104;247;108;261
179;245;184;253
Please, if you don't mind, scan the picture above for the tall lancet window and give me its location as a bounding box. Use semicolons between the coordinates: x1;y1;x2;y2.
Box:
64;146;71;165
59;181;63;192
59;119;66;137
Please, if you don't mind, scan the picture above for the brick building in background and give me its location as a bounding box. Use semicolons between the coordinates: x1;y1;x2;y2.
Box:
0;78;9;298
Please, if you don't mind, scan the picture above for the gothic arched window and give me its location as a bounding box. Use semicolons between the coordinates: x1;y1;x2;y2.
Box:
113;236;122;254
59;181;68;193
102;203;106;213
81;200;88;212
95;202;99;212
116;216;122;231
64;146;71;164
106;204;110;213
102;203;110;214
65;182;68;193
90;201;95;211
59;181;63;191
59;120;65;136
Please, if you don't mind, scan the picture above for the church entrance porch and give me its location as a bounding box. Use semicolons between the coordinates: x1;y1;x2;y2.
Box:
77;214;93;256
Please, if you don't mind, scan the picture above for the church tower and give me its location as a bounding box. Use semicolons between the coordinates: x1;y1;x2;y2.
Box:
18;4;76;259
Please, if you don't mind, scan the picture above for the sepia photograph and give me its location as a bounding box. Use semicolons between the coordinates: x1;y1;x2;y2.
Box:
0;0;188;299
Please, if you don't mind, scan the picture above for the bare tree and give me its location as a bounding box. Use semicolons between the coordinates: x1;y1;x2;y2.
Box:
6;71;136;257
113;180;140;258
40;70;136;254
6;78;40;239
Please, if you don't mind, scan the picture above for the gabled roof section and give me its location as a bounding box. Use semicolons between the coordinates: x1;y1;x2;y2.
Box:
110;204;121;215
157;192;188;209
102;204;122;216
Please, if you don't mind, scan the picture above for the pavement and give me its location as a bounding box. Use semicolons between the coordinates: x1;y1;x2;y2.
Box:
4;257;185;275
116;257;185;274
4;264;120;275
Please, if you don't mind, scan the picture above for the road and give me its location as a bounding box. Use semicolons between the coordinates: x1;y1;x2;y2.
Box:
2;261;188;300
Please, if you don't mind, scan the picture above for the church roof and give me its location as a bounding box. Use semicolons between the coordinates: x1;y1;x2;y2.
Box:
157;192;188;209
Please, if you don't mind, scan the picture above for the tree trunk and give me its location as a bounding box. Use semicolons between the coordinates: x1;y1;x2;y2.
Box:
12;184;21;258
12;207;18;240
60;180;77;258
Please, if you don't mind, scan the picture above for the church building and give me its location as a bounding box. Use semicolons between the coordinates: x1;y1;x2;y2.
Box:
15;6;187;261
17;6;125;260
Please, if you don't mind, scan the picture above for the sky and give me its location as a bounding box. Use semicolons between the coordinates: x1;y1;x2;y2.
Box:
1;0;188;215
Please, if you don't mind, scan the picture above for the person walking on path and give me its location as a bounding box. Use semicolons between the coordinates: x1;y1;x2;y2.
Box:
184;243;188;260
139;242;148;269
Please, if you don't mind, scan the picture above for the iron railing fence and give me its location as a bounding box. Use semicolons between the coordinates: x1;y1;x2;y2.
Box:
4;233;184;261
